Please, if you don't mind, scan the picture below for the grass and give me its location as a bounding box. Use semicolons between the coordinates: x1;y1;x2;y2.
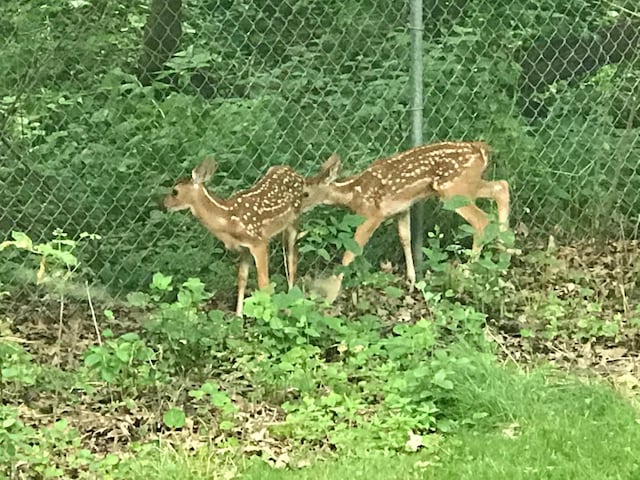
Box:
112;360;640;480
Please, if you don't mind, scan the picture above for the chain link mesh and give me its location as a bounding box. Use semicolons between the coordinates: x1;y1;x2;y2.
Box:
1;0;639;300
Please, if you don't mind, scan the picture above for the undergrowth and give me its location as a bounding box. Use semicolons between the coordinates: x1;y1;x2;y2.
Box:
1;228;639;478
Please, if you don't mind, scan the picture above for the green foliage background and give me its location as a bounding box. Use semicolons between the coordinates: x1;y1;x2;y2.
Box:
1;0;639;295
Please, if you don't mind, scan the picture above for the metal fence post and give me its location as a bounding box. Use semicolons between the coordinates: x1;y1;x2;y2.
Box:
409;0;424;271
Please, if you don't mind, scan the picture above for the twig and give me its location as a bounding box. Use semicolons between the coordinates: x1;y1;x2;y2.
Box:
86;281;102;346
281;239;290;287
57;294;65;343
619;282;629;316
484;326;520;367
606;1;640;18
617;219;630;316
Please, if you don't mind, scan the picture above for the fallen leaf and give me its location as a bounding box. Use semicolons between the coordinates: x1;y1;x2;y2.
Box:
502;422;520;439
405;430;423;452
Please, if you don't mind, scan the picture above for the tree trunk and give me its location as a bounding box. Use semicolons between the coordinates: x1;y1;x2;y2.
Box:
137;0;182;85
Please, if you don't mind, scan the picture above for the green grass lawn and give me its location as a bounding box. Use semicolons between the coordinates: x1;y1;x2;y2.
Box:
114;363;640;480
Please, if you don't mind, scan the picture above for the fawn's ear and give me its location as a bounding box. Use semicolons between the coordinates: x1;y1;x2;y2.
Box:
191;157;217;184
317;153;341;184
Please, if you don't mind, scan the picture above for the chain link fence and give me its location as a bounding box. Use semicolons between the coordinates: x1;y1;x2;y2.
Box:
1;0;639;301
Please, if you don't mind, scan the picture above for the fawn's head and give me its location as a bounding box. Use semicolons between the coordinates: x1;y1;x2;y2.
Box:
163;157;217;213
302;153;342;211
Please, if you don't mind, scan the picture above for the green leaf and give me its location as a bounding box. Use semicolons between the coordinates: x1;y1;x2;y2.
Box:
43;465;64;477
1;366;20;379
278;362;296;372
432;369;454;390
189;389;205;401
126;291;151;307
201;382;220;395
2;417;17;429
305;326;320;337
219;420;234;431
52;250;78;267
383;286;404;299
442;195;471;211
115;346;133;363
342;237;363;255
1;231;33;251
100;454;120;467
151;273;173;291
51;419;69;431
269;317;285;329
84;353;102;367
341;214;365;227
163;408;186;429
182;277;207;294
210;392;231;408
119;332;141;342
317;248;331;261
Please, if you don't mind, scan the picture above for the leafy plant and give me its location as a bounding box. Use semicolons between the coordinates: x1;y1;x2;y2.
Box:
0;407;103;479
0;230;100;289
244;287;347;353
162;408;186;429
83;330;165;396
299;213;364;263
136;274;243;374
420;218;515;315
188;382;237;431
0;341;39;385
